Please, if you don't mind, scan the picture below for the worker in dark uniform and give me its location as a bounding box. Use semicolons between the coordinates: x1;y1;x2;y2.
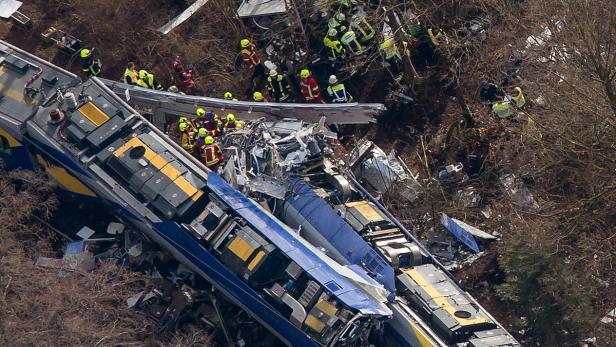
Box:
80;48;101;77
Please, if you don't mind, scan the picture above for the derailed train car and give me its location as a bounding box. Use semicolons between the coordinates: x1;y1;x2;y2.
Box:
0;40;519;347
0;41;390;346
222;120;521;347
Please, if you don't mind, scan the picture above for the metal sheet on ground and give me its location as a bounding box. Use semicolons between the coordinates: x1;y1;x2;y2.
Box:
0;0;22;18
158;0;210;34
237;0;286;18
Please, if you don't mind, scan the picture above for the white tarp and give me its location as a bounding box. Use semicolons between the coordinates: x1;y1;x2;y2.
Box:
157;0;210;35
237;0;286;18
0;0;22;18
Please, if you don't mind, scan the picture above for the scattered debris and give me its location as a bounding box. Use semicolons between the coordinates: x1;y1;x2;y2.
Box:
500;173;540;210
36;240;96;276
349;138;421;202
455;186;482;208
600;308;616;324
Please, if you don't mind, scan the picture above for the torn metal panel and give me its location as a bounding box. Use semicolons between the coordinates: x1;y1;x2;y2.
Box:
349;138;420;202
440;213;481;253
158;0;210;34
237;0;286;18
99;78;383;126
0;0;22;18
500;173;539;210
246;175;287;199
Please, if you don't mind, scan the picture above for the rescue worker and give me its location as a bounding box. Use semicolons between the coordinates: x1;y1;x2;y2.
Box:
267;69;291;102
253;91;268;102
299;69;324;103
323;29;347;63
178;116;193;133
492;101;513;119
512;87;526;108
340;29;363;56
223;113;242;133
194;108;208;129
327;75;354;103
380;39;403;82
224;92;238;101
202;136;223;170
79;48;101;77
328;13;347;32
350;15;374;42
428;28;444;47
204;111;222;137
192;128;207;157
123;62;138;85
136;70;164;90
179;122;193;151
173;57;196;94
240;39;265;78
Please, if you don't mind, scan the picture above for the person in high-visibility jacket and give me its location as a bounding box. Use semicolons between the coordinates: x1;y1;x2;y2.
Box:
80;48;101;77
192;128;207;157
327;75;353;103
224;92;238;101
240;39;265;79
328;13;347;32
123;62;138;85
136;70;163;90
323;29;347;62
267;69;291;102
202;136;223;170
299;69;325;103
223;114;242;134
492;101;513;119
179;122;193;151
340;30;363;56
350;15;374;42
179;116;193;133
512;87;526;108
428;28;444;47
204;111;222;137
380;39;403;81
253;91;268;102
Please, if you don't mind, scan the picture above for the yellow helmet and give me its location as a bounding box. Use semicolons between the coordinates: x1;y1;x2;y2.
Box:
240;39;250;48
138;70;148;79
179;122;188;132
80;48;91;58
300;69;310;78
269;69;278;77
196;108;206;117
179;117;188;123
224;92;233;100
205;136;215;145
198;128;207;138
227;114;235;122
168;85;179;93
253;91;264;101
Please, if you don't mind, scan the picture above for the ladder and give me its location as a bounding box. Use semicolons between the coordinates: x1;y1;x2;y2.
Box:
284;0;309;58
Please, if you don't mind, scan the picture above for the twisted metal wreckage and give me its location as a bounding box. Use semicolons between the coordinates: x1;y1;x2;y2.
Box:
0;40;518;346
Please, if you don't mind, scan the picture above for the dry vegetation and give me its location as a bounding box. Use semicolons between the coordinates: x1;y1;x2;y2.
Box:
0;170;210;346
0;0;614;345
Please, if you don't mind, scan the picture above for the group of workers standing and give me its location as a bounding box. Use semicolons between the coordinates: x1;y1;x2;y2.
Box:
239;38;354;104
178;108;243;170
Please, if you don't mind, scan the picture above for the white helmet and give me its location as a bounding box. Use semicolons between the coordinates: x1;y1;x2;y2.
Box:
335;13;345;21
328;28;338;37
329;75;338;84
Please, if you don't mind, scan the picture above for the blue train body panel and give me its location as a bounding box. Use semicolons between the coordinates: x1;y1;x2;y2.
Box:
285;177;396;297
154;221;318;347
207;172;390;316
